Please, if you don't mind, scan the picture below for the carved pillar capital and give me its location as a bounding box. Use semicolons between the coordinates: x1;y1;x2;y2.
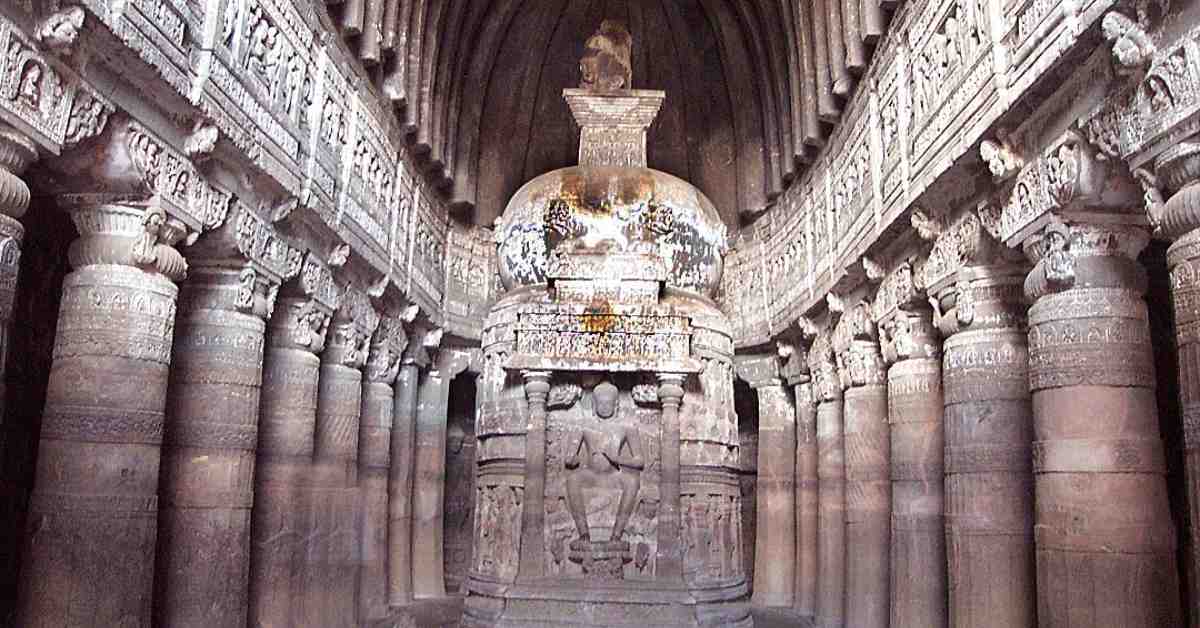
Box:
267;253;341;353
734;353;784;390
657;372;686;404
1021;218;1150;300
366;318;408;384
61;202;191;281
1138;137;1200;238
180;204;303;318
325;287;380;369
0;123;37;220
807;328;842;402
832;300;885;388
522;370;552;398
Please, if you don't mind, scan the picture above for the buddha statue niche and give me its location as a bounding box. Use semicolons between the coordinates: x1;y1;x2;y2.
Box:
564;381;644;542
563;380;644;578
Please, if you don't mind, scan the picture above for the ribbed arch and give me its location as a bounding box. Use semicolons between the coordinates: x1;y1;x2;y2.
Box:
327;0;899;228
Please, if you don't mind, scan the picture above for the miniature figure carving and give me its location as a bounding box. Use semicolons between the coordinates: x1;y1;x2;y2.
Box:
564;380;644;544
131;206;188;281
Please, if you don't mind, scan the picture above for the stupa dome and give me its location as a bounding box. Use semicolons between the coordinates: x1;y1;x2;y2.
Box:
494;163;727;297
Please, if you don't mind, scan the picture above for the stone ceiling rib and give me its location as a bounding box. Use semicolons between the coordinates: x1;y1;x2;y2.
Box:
323;0;900;227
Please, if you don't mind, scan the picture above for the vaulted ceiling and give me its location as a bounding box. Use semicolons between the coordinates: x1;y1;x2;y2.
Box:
326;0;894;228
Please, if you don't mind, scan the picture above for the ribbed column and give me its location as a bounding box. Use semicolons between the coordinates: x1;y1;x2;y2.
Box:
736;353;796;607
1023;221;1180;627
388;357;421;605
0;125;34;423
834;303;889;628
1150;139;1200;626
304;288;378;627
155;270;266;627
939;264;1036;628
358;319;405;621
153;208;301;628
793;378;819;617
17;202;187;627
882;307;946;628
249;255;339;628
412;346;467;599
810;335;845;628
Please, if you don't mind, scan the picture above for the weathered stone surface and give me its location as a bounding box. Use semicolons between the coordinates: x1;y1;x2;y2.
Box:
1023;221;1181;627
940;266;1037;628
18;203;182;628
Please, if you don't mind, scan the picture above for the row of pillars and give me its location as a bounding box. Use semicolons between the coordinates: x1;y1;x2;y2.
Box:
746;219;1188;627
0;126;467;626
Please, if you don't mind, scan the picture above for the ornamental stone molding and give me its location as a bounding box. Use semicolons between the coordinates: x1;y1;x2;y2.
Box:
326;285;381;369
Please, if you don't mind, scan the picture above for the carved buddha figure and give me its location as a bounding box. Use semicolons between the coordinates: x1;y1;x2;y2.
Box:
564;380;644;543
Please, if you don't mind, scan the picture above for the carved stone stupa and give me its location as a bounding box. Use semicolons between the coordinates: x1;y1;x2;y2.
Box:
464;21;750;628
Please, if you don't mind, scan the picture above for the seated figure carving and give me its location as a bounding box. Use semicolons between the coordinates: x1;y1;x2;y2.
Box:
564;380;643;547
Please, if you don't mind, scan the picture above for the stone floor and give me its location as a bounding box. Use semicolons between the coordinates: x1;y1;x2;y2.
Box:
374;598;815;628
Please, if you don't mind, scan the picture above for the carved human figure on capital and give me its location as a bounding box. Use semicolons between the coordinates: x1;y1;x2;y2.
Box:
564;380;644;543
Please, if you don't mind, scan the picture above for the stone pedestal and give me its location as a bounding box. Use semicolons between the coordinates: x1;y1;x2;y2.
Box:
1024;222;1180;627
17;203;184;627
939;265;1036;628
881;305;946;628
249;265;338;628
388;361;422;605
792;380;818;617
360;320;405;621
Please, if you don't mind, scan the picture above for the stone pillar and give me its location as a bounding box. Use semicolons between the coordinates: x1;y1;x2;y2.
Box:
792;378;819;618
879;305;946;628
248;255;339;628
154;209;301;628
518;370;551;579
359;318;406;621
17;201;189;627
1145;139;1200;625
938;263;1036;627
388;340;425;605
832;302;889;628
0;125;35;422
736;354;796;607
412;344;469;599
658;372;686;581
305;287;378;627
809;333;845;628
1022;219;1180;626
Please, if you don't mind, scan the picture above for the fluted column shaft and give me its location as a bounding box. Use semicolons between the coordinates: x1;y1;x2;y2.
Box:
155;268;269;627
17;202;185;627
884;309;946;628
358;320;404;621
1024;222;1180;627
750;378;797;606
793;380;819;617
940;264;1036;627
815;392;845;628
249;296;329;627
412;349;468;598
839;342;889;628
304;292;376;628
388;361;421;604
1153;141;1200;627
